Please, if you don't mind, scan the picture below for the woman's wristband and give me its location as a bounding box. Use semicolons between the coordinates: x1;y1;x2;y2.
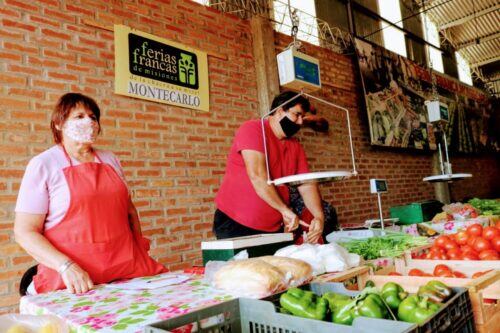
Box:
58;259;74;274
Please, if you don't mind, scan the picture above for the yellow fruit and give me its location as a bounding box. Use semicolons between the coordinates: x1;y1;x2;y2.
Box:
38;323;57;333
6;324;28;333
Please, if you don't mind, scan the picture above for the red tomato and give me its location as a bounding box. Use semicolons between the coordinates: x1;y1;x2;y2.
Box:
454;231;469;246
430;252;448;260
435;270;454;277
452;271;467;278
478;249;499;260
433;264;452;276
435;235;452;249
462;252;480;260
472;237;492;253
467;236;478;247
472;270;493;278
443;239;459;251
409;269;425;276
422;273;434;277
495;221;500;229
483;226;500;241
447;248;462;260
467;224;483;237
491;237;500;252
388;271;402;276
460;245;477;254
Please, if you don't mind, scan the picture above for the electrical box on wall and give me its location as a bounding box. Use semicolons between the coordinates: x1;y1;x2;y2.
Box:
425;100;449;123
277;48;321;92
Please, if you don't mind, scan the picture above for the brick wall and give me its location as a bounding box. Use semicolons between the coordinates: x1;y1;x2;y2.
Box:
0;0;498;313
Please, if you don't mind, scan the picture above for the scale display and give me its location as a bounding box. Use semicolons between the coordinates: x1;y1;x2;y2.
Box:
293;57;320;86
370;179;388;193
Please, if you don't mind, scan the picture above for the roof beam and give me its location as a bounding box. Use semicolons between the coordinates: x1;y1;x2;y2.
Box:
471;55;500;67
456;31;500;49
439;4;500;30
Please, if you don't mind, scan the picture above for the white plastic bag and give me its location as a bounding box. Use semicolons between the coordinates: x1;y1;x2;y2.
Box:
0;314;68;333
274;242;361;275
275;244;325;275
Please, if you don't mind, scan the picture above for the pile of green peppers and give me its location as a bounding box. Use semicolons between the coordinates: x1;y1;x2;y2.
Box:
278;280;453;326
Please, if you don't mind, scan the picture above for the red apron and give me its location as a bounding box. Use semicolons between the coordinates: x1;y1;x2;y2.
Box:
34;147;166;293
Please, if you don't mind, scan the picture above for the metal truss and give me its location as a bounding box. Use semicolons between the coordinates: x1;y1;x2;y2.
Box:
196;0;352;53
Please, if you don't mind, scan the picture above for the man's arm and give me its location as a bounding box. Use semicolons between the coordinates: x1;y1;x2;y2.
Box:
297;183;324;243
241;149;302;232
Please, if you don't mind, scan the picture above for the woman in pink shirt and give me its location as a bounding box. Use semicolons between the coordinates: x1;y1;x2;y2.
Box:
14;93;166;295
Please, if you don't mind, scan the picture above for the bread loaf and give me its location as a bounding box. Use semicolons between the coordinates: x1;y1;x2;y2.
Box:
259;256;313;286
213;258;287;296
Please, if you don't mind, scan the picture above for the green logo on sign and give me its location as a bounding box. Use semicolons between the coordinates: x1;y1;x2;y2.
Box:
178;53;196;86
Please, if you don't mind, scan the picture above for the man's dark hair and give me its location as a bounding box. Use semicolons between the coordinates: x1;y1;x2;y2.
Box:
270;91;310;115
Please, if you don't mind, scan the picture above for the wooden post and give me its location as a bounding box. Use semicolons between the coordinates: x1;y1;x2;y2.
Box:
250;15;280;116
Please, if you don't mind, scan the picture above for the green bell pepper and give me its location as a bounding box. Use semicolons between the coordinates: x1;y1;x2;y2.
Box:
325;291;388;325
322;292;351;306
398;295;441;324
353;293;388;319
418;280;453;303
279;288;328;320
381;282;408;310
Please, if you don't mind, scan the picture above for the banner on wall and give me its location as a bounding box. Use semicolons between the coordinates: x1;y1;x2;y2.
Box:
114;25;209;111
354;37;497;152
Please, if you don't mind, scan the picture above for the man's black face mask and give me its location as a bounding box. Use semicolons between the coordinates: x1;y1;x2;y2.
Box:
279;114;301;137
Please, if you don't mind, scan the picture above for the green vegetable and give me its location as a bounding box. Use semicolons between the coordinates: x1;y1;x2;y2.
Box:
381;282;408;310
398;295;441;324
325;288;388;325
365;280;376;288
353;293;388;319
468;198;500;215
279;288;328;320
417;280;453;303
339;232;429;260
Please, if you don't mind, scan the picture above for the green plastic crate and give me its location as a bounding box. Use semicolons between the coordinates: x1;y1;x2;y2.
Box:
390;200;443;224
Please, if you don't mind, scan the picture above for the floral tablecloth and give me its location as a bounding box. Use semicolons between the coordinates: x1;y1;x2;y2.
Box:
20;273;237;333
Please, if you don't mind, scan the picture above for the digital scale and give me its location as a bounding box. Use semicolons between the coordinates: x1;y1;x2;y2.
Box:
261;47;358;187
369;179;389;231
423;100;472;183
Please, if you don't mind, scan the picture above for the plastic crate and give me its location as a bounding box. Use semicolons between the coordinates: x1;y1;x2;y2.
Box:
269;283;475;333
264;283;416;332
144;297;416;333
356;275;477;333
390;200;443;224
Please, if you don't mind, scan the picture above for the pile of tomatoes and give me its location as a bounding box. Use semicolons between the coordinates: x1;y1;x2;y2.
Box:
400;265;492;278
414;223;500;261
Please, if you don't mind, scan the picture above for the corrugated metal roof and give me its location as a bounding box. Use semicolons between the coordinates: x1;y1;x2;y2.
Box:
425;0;499;95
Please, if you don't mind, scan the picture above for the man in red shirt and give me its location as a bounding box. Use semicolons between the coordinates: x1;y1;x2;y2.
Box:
214;91;324;243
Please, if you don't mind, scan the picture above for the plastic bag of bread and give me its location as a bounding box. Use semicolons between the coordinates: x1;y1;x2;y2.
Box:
259;256;313;287
212;258;288;297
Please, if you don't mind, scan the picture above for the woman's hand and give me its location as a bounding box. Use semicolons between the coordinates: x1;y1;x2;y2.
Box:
281;208;309;232
306;217;324;244
61;263;94;294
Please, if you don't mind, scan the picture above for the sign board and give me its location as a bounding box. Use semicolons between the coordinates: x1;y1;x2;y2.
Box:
114;25;209;111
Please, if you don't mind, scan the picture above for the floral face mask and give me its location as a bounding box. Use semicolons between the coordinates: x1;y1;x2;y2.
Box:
62;117;99;143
